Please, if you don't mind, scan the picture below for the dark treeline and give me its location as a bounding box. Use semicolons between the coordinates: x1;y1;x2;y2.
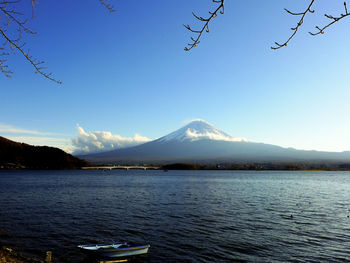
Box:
0;136;90;169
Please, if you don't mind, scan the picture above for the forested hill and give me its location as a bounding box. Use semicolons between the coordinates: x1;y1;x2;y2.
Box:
0;136;89;169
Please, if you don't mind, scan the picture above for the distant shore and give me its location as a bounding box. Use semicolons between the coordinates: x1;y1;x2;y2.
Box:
83;162;350;171
1;162;350;171
82;165;160;170
160;162;350;171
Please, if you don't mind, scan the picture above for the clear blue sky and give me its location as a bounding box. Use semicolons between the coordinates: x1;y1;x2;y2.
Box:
1;0;349;152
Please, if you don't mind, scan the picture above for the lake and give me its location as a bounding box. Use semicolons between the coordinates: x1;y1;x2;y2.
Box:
1;170;350;262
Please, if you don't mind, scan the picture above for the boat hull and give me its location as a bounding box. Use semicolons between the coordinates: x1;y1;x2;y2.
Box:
94;247;149;258
78;243;150;259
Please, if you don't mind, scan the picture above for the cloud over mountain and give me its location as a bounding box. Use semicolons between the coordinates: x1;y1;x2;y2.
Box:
72;125;151;154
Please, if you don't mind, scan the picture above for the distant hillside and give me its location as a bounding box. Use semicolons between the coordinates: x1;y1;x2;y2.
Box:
0;136;90;169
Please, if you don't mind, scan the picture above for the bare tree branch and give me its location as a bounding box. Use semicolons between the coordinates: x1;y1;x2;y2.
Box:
0;0;62;83
0;27;62;83
0;4;36;34
273;1;350;50
0;0;116;83
310;1;350;35
0;47;12;78
99;0;116;13
272;0;315;50
184;0;224;51
31;0;38;18
1;0;349;82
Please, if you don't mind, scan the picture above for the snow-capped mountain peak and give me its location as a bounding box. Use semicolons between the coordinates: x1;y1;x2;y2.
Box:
157;119;246;143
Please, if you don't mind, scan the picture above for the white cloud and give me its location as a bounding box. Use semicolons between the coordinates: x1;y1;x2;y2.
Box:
0;123;66;136
71;125;151;154
0;123;57;136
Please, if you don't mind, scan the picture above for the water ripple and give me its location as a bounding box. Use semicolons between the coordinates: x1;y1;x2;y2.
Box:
1;170;350;262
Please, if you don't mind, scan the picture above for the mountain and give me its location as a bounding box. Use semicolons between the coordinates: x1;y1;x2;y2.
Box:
80;120;350;164
0;136;90;169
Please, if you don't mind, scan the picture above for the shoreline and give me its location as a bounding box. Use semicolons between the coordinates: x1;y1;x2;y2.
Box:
0;246;42;263
1;167;350;171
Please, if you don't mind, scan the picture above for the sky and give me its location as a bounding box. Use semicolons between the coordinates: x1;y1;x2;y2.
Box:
0;0;349;153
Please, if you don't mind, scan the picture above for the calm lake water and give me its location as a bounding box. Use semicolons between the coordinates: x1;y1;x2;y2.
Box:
1;170;350;262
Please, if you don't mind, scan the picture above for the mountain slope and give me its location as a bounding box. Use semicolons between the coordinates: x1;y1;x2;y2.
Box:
0;136;90;169
80;120;350;164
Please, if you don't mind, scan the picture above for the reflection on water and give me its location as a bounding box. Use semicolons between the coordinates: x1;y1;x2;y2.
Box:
1;170;350;262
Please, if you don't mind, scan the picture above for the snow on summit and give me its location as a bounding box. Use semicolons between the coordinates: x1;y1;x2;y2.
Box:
158;119;246;143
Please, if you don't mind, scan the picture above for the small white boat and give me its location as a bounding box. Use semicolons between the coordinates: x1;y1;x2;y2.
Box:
78;242;150;259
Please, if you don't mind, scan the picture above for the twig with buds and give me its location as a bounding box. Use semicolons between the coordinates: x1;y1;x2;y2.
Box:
310;1;350;35
184;0;224;51
272;0;315;50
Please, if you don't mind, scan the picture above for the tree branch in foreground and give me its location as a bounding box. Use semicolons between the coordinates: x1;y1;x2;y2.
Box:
309;1;350;35
99;0;116;13
184;0;224;51
0;0;116;83
0;47;12;78
0;27;62;83
0;0;62;83
272;1;350;50
271;0;315;50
